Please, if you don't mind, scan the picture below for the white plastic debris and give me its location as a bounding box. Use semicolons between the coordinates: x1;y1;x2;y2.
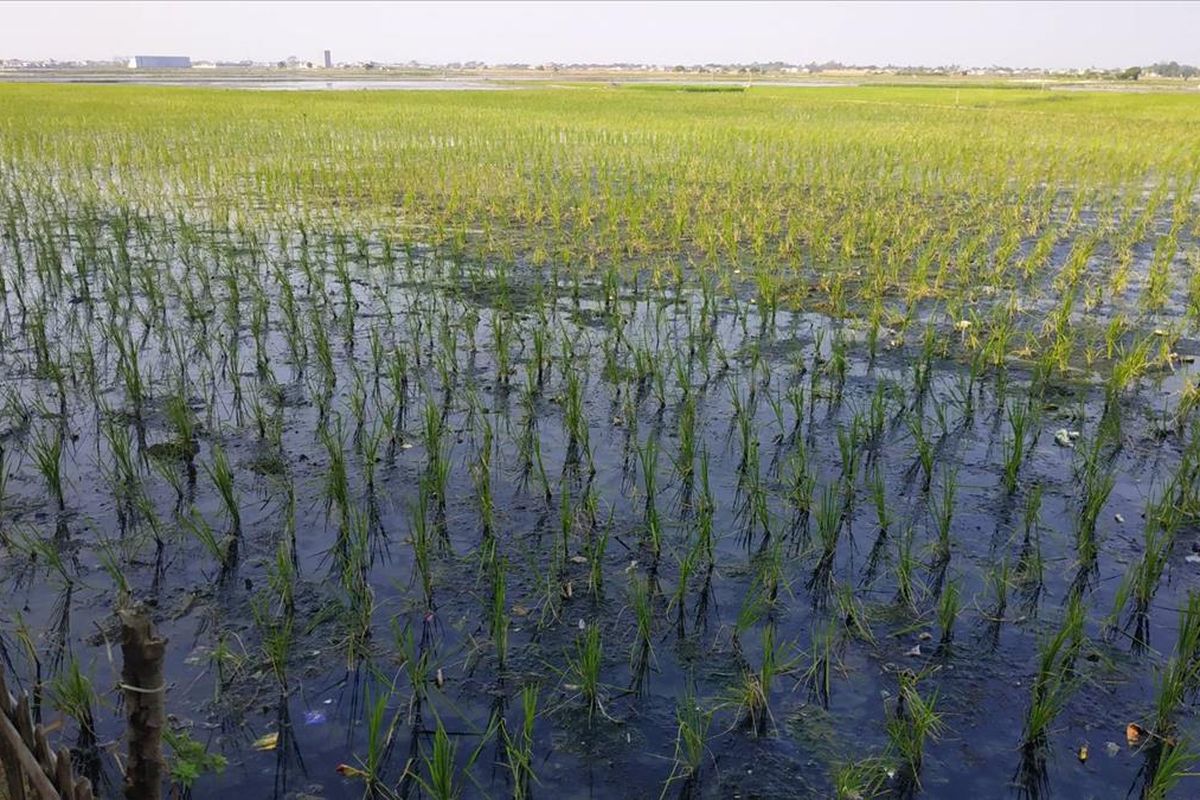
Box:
1054;429;1080;448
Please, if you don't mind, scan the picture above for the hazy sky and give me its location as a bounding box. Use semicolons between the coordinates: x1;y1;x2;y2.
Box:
3;1;1197;69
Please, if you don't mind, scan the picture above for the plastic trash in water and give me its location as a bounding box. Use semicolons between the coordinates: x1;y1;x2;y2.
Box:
252;732;278;751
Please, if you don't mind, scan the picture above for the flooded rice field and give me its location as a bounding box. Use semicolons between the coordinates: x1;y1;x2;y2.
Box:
1;83;1199;799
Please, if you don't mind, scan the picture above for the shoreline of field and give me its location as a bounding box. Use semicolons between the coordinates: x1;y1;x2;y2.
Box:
2;66;1198;93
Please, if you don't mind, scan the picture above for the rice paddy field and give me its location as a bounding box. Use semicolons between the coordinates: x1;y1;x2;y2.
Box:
1;81;1200;799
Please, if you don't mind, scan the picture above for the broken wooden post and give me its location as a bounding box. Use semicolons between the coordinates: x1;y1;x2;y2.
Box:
119;605;166;800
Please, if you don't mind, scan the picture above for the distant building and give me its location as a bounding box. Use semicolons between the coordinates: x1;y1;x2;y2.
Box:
128;55;191;69
324;49;332;69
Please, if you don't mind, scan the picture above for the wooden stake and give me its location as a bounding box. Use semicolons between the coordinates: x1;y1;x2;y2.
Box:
119;605;166;800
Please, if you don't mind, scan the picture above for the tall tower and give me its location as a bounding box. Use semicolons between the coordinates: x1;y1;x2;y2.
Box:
324;49;332;69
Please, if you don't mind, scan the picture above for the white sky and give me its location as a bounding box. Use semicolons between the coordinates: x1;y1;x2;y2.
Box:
2;1;1197;69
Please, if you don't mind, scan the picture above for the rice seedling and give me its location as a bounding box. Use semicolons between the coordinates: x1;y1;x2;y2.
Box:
569;624;606;721
1017;592;1086;792
1142;738;1196;800
867;463;890;535
410;477;436;610
670;543;698;636
48;657;98;742
181;507;231;569
203;443;241;537
341;685;401;796
410;719;460;800
500;684;539;800
908;412;935;492
660;687;713;798
895;526;923;614
833;757;892;800
808;483;844;601
1127;592;1200;796
802;622;841;707
1002;400;1035;493
731;623;799;737
1075;450;1115;574
0;443;9;523
638;436;663;558
886;670;942;788
937;578;961;648
786;440;817;534
490;557;509;669
930;467;957;562
29;425;66;511
163;727;228;794
252;590;295;690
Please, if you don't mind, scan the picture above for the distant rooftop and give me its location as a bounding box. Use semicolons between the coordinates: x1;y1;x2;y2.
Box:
128;55;191;69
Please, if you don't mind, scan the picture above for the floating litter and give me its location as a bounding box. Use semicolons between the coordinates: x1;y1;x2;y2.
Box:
252;732;278;751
